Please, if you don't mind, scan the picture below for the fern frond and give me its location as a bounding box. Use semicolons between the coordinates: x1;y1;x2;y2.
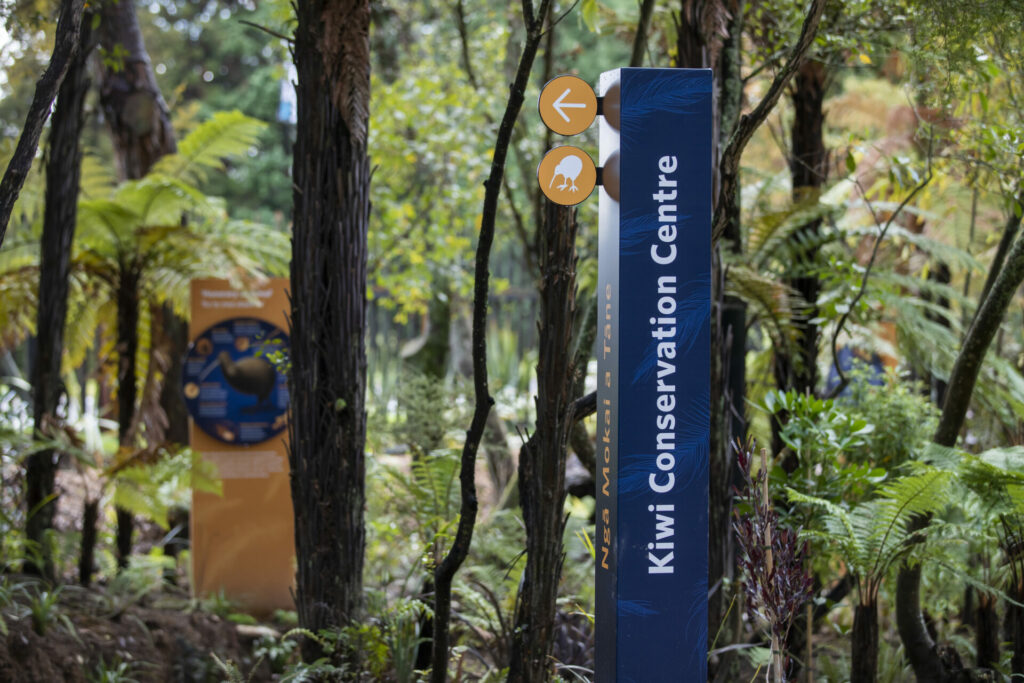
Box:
0;241;40;351
78;152;116;201
151;111;267;187
726;264;803;345
747;193;842;265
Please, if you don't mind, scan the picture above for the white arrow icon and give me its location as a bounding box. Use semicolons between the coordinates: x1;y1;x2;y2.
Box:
552;88;587;122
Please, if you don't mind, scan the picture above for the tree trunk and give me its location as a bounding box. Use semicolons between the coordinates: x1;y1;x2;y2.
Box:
78;498;99;586
773;58;827;459
115;266;141;568
98;0;180;569
1007;581;1024;677
508;202;578;682
430;5;552;677
97;0;176;182
288;0;371;662
25;14;95;577
851;598;879;683
786;58;828;396
776;59;829;678
898;220;1024;682
0;0;85;247
975;592;999;670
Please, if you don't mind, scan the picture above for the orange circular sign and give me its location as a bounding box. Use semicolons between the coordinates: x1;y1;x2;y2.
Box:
537;146;597;206
539;75;598;136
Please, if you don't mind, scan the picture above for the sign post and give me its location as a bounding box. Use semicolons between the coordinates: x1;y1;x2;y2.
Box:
595;68;712;681
186;278;295;615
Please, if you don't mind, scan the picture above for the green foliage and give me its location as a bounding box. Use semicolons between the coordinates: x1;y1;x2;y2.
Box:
764;390;883;514
845;371;941;468
112;447;221;529
26;585;66;636
789;466;955;600
88;657;140;683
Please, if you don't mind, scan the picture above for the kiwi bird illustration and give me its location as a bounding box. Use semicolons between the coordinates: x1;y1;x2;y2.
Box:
218;351;277;405
549;154;583;192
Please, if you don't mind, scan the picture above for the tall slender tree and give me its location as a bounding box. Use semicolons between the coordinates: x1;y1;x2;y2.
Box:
96;0;179;568
0;0;86;248
430;1;554;679
287;0;372;661
508;201;579;682
25;11;96;578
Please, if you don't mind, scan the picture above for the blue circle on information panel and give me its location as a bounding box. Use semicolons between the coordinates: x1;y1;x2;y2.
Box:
182;318;290;445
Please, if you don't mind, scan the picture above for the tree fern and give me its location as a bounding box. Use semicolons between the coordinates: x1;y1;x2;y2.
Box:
151;110;267;187
788;467;953;600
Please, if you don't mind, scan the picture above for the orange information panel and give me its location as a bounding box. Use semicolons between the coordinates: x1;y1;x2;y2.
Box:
188;278;294;615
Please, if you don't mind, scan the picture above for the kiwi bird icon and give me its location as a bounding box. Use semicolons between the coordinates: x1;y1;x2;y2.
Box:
218;351;277;406
549;154;583;192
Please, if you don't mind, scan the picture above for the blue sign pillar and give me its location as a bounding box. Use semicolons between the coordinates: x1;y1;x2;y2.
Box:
595;67;712;682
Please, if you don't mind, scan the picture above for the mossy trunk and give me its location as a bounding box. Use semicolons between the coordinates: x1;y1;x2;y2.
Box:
898;219;1024;682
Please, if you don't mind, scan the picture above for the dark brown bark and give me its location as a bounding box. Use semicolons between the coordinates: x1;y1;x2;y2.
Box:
898;222;1024;682
975;593;999;670
98;0;180;568
851;599;879;683
1008;583;1024;676
774;59;827;406
508;202;578;682
97;0;176;181
288;0;371;662
430;3;552;679
25;15;95;577
973;208;1021;331
115;265;141;568
157;310;190;446
0;0;86;248
78;498;99;586
630;0;658;67
712;0;826;243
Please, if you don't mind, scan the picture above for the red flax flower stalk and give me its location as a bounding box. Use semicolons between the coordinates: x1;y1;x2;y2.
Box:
733;441;814;682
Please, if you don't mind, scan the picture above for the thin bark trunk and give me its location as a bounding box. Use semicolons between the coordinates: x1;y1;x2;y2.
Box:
974;208;1021;325
430;4;553;679
508;202;578;682
712;0;826;243
26;14;95;577
288;0;371;662
99;0;180;567
786;58;827;397
975;592;999;670
898;218;1024;682
851;599;879;683
630;0;657;67
0;0;86;247
773;59;827;458
78;498;99;586
115;266;140;568
1008;585;1024;676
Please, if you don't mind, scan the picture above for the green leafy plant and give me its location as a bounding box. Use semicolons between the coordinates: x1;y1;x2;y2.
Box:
25;585;72;637
88;657;140;683
788;466;954;681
